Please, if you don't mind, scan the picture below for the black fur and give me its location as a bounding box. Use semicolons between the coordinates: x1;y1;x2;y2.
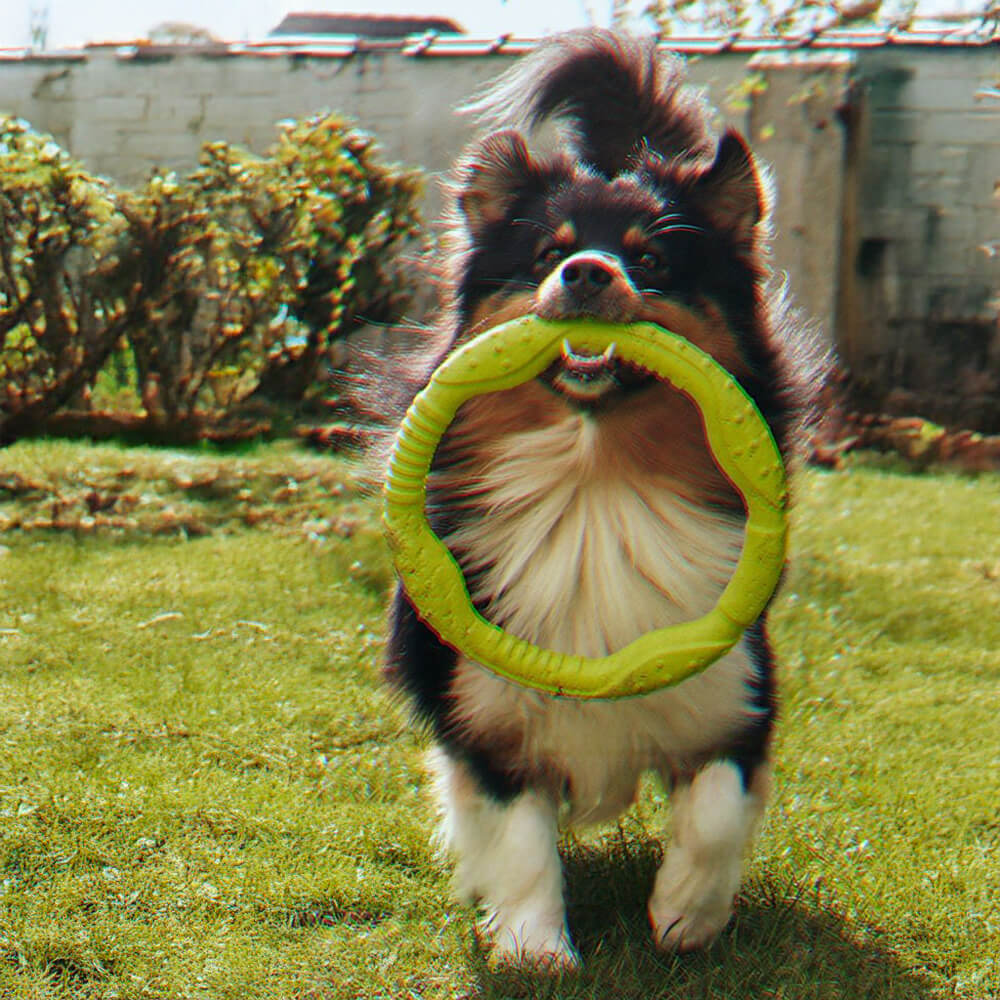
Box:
727;617;778;791
463;31;714;177
386;588;527;802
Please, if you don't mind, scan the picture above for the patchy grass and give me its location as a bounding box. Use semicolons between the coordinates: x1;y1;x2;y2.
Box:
0;440;997;999
0;439;368;539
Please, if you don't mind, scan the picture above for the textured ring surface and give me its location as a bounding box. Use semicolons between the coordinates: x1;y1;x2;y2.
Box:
383;315;787;699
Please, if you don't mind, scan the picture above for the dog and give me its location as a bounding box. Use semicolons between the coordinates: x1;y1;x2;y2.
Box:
383;29;819;967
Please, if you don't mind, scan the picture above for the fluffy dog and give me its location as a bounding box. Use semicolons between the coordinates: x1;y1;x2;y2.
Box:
383;29;818;967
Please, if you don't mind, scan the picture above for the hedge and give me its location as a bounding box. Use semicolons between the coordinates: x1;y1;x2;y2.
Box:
0;112;424;444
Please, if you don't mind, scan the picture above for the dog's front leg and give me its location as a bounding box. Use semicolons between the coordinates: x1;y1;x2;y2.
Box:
429;749;578;968
649;758;771;952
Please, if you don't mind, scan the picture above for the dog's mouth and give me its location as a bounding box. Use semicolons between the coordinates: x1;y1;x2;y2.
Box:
544;340;651;405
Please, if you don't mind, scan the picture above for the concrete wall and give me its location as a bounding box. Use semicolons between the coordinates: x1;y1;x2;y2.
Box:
839;45;1000;429
2;42;997;427
0;45;848;329
1;47;506;185
0;47;761;203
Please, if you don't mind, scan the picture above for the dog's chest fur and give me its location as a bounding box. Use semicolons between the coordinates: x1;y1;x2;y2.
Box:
436;406;761;822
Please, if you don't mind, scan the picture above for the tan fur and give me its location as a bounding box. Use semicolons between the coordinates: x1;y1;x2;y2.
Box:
636;297;751;384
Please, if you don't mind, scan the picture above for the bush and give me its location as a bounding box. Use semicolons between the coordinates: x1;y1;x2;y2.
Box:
0;111;425;444
115;159;291;430
0;118;134;444
117;114;425;431
254;113;425;406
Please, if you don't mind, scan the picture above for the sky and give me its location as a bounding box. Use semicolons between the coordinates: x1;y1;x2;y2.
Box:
2;0;622;49
1;0;981;50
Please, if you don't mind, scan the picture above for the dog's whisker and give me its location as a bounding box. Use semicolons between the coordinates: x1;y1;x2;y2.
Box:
646;223;705;239
644;212;685;235
511;217;557;236
476;278;541;292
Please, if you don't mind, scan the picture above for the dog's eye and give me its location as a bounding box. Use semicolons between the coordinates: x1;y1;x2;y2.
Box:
536;245;566;269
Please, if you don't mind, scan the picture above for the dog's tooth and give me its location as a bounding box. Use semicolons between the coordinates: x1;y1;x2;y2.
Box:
602;342;617;362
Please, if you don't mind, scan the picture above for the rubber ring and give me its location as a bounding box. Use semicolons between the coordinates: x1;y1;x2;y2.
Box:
383;315;787;699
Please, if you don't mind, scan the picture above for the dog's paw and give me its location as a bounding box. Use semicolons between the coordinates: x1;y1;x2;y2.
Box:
647;847;737;953
480;910;580;970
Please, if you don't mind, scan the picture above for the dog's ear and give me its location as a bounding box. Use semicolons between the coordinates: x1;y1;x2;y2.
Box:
454;130;551;236
685;129;767;245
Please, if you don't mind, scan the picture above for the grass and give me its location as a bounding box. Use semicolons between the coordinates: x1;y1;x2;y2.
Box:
0;440;998;999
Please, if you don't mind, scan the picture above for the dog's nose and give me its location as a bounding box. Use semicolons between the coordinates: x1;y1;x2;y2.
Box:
535;249;639;323
560;253;618;291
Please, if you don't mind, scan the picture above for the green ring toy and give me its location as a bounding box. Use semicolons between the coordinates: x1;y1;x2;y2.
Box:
382;315;787;700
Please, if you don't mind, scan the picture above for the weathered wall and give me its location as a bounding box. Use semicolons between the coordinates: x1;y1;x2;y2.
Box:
2;41;997;426
1;47;503;184
841;45;1000;429
746;52;854;338
0;47;756;199
0;45;848;333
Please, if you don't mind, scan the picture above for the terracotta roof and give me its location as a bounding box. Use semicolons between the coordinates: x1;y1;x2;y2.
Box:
2;17;995;62
269;12;464;38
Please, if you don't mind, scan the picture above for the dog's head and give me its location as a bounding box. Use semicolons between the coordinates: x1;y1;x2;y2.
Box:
414;31;819;481
428;122;778;504
447;124;768;408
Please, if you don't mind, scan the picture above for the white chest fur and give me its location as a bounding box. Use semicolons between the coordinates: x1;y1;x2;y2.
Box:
438;411;762;822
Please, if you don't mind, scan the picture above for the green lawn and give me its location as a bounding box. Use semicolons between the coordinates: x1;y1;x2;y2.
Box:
0;441;998;999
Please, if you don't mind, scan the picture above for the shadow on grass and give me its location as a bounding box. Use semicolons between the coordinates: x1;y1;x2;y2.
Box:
471;834;936;1000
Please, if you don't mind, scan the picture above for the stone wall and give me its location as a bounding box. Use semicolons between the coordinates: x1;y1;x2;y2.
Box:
2;40;997;427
